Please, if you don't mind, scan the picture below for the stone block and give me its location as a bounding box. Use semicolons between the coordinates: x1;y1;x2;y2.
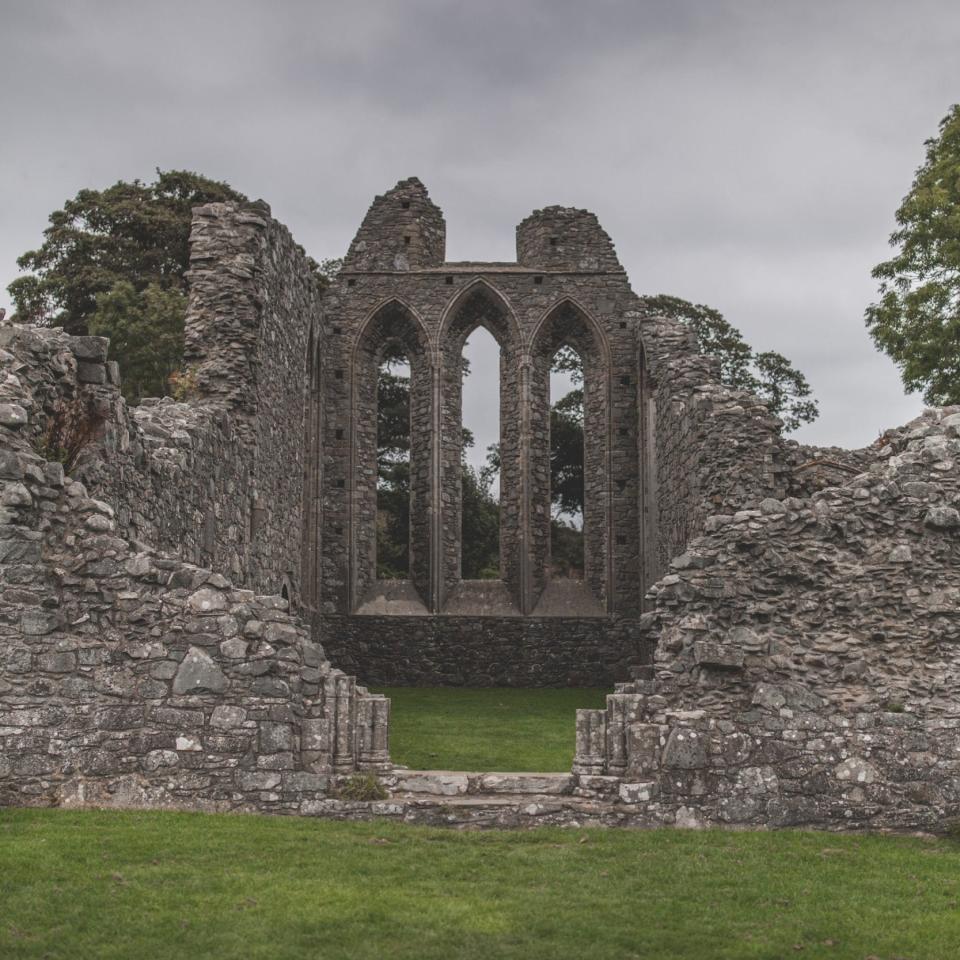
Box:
834;757;879;784
37;651;76;673
661;727;708;770
172;647;227;695
0;404;27;428
187;587;228;614
77;361;107;384
259;721;294;753
394;772;468;796
618;781;657;804
925;506;960;530
693;641;745;670
237;770;281;791
210;705;246;729
626;722;663;776
0;450;24;479
70;336;109;362
282;771;329;793
302;718;329;752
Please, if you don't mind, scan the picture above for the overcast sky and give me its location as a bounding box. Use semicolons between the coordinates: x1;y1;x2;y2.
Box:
4;0;959;460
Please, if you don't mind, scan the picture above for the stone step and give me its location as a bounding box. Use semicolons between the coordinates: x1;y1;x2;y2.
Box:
385;770;574;798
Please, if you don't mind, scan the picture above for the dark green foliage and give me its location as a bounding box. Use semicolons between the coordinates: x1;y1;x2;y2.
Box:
549;404;584;520
8;169;245;332
550;519;584;578
866;104;960;405
461;463;500;579
8;169;246;402
547;346;585;574
376;348;412;579
88;282;186;402
640;294;819;432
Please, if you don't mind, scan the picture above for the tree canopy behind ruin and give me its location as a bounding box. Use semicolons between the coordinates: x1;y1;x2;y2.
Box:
7;170;247;400
866;103;960;405
640;295;819;433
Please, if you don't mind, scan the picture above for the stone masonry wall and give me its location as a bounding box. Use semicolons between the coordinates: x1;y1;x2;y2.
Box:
313;177;809;686
574;407;960;831
1;200;322;604
0;322;388;812
320;613;637;687
184;201;324;600
0;323;252;581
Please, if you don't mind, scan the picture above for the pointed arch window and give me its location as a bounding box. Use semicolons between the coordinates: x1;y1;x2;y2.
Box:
352;302;431;610
439;283;523;611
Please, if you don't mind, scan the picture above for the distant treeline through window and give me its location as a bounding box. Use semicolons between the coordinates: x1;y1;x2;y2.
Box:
549;346;585;580
374;343;585;582
376;346;411;579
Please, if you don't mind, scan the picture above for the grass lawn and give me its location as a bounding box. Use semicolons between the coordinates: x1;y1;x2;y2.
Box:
376;687;608;771
2;810;960;959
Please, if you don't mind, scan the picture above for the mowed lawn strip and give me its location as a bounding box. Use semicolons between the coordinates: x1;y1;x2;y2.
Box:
1;810;960;960
376;687;608;771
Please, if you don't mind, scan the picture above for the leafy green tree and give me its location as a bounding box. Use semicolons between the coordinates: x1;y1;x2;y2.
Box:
8;169;246;399
9;170;245;332
88;282;186;402
376;347;413;578
639;294;818;432
461;462;500;580
866;104;960;405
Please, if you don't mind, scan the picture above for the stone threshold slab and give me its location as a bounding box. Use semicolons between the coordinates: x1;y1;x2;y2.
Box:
384;770;575;797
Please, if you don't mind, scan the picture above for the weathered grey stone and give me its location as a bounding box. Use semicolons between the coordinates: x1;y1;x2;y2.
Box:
187;587;228;614
2;483;32;507
171;646;227;695
693;641;744;670
259;721;294;753
76;361;107;384
925;506;960;530
661;728;708;769
143;750;179;771
0;403;28;428
834;757;879;784
70;336;109;362
394;773;469;795
20;610;58;636
210;705;246;728
220;637;248;659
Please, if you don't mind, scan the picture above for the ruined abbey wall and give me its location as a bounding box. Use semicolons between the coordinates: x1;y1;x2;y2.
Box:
574;408;960;830
0;235;385;813
3;176;958;831
312;179;791;685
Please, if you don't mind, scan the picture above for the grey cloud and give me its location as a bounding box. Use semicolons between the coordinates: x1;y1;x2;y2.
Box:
1;0;955;451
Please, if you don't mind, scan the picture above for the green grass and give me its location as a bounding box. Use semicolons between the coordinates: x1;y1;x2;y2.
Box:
2;810;960;959
376;687;607;771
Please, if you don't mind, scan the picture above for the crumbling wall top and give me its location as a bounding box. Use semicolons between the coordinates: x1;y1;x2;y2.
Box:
344;177;446;272
516;206;623;273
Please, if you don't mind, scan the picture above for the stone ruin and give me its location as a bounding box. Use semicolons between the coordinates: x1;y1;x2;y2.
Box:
1;177;958;830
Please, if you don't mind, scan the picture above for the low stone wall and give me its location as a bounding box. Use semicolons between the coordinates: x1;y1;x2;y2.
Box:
574;407;960;831
319;614;643;687
0;321;388;814
0;322;253;583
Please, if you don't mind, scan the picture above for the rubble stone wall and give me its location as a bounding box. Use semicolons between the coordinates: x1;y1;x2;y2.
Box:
319;613;637;687
0;229;382;813
314;178;794;686
575;408;960;830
